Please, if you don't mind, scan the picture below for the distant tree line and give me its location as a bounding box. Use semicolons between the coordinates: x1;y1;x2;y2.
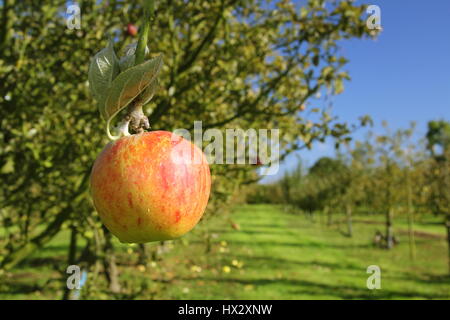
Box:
246;121;450;273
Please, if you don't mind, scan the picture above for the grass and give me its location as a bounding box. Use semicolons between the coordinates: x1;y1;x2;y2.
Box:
0;204;449;299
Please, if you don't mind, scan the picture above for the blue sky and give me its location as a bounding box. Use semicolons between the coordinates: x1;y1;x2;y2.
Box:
261;0;450;183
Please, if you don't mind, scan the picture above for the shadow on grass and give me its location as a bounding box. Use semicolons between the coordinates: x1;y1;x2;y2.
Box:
20;256;65;268
240;223;310;231
39;244;71;254
205;239;373;250
398;273;450;286
210;229;299;237
179;276;449;299
0;280;42;295
232;254;364;272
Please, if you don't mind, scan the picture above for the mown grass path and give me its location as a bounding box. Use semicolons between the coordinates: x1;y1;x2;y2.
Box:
1;205;449;299
164;205;449;299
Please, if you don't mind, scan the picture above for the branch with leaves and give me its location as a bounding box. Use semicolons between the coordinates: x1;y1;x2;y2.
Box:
88;0;163;140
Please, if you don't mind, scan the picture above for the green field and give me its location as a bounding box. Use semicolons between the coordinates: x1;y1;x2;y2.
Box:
1;205;449;299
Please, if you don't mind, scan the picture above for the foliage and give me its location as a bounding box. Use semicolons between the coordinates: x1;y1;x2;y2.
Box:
0;0;374;274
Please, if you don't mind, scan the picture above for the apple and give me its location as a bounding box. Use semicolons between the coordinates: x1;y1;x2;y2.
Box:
90;131;211;243
127;23;138;37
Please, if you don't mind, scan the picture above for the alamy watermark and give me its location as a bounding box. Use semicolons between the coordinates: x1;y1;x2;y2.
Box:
170;121;280;176
366;265;381;290
66;265;81;289
67;3;382;32
366;5;382;30
66;4;81;30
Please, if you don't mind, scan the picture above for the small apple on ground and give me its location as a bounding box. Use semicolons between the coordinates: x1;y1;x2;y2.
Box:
90;131;211;243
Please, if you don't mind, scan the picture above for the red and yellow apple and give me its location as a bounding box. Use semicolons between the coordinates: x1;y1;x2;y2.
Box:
126;23;138;37
90;131;211;243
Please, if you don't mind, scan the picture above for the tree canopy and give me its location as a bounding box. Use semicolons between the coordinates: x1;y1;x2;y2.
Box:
0;0;373;270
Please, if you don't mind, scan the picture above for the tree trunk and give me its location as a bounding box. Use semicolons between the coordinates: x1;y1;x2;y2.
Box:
446;214;450;274
0;171;90;271
103;229;121;294
150;244;159;261
63;226;78;300
407;210;416;260
443;157;450;274
325;206;332;226
346;204;353;237
1;205;72;270
386;207;394;249
137;244;148;266
205;232;212;254
406;180;416;260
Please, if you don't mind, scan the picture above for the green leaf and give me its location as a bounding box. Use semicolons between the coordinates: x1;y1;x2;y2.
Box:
119;43;137;72
119;55;135;73
1;158;14;174
300;7;308;18
119;42;150;72
334;78;344;94
321;66;333;78
88;38;120;101
101;54;163;121
139;78;160;106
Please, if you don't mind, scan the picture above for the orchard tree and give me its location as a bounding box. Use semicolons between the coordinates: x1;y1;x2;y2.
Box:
374;123;424;258
338;141;374;237
425;120;450;273
426;120;450;160
0;0;375;278
279;157;305;207
368;123;426;252
397;123;427;261
371;124;408;249
308;157;350;224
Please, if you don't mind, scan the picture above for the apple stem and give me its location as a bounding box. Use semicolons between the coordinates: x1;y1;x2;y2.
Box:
127;100;150;133
135;0;154;67
116;118;131;138
117;0;155;138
